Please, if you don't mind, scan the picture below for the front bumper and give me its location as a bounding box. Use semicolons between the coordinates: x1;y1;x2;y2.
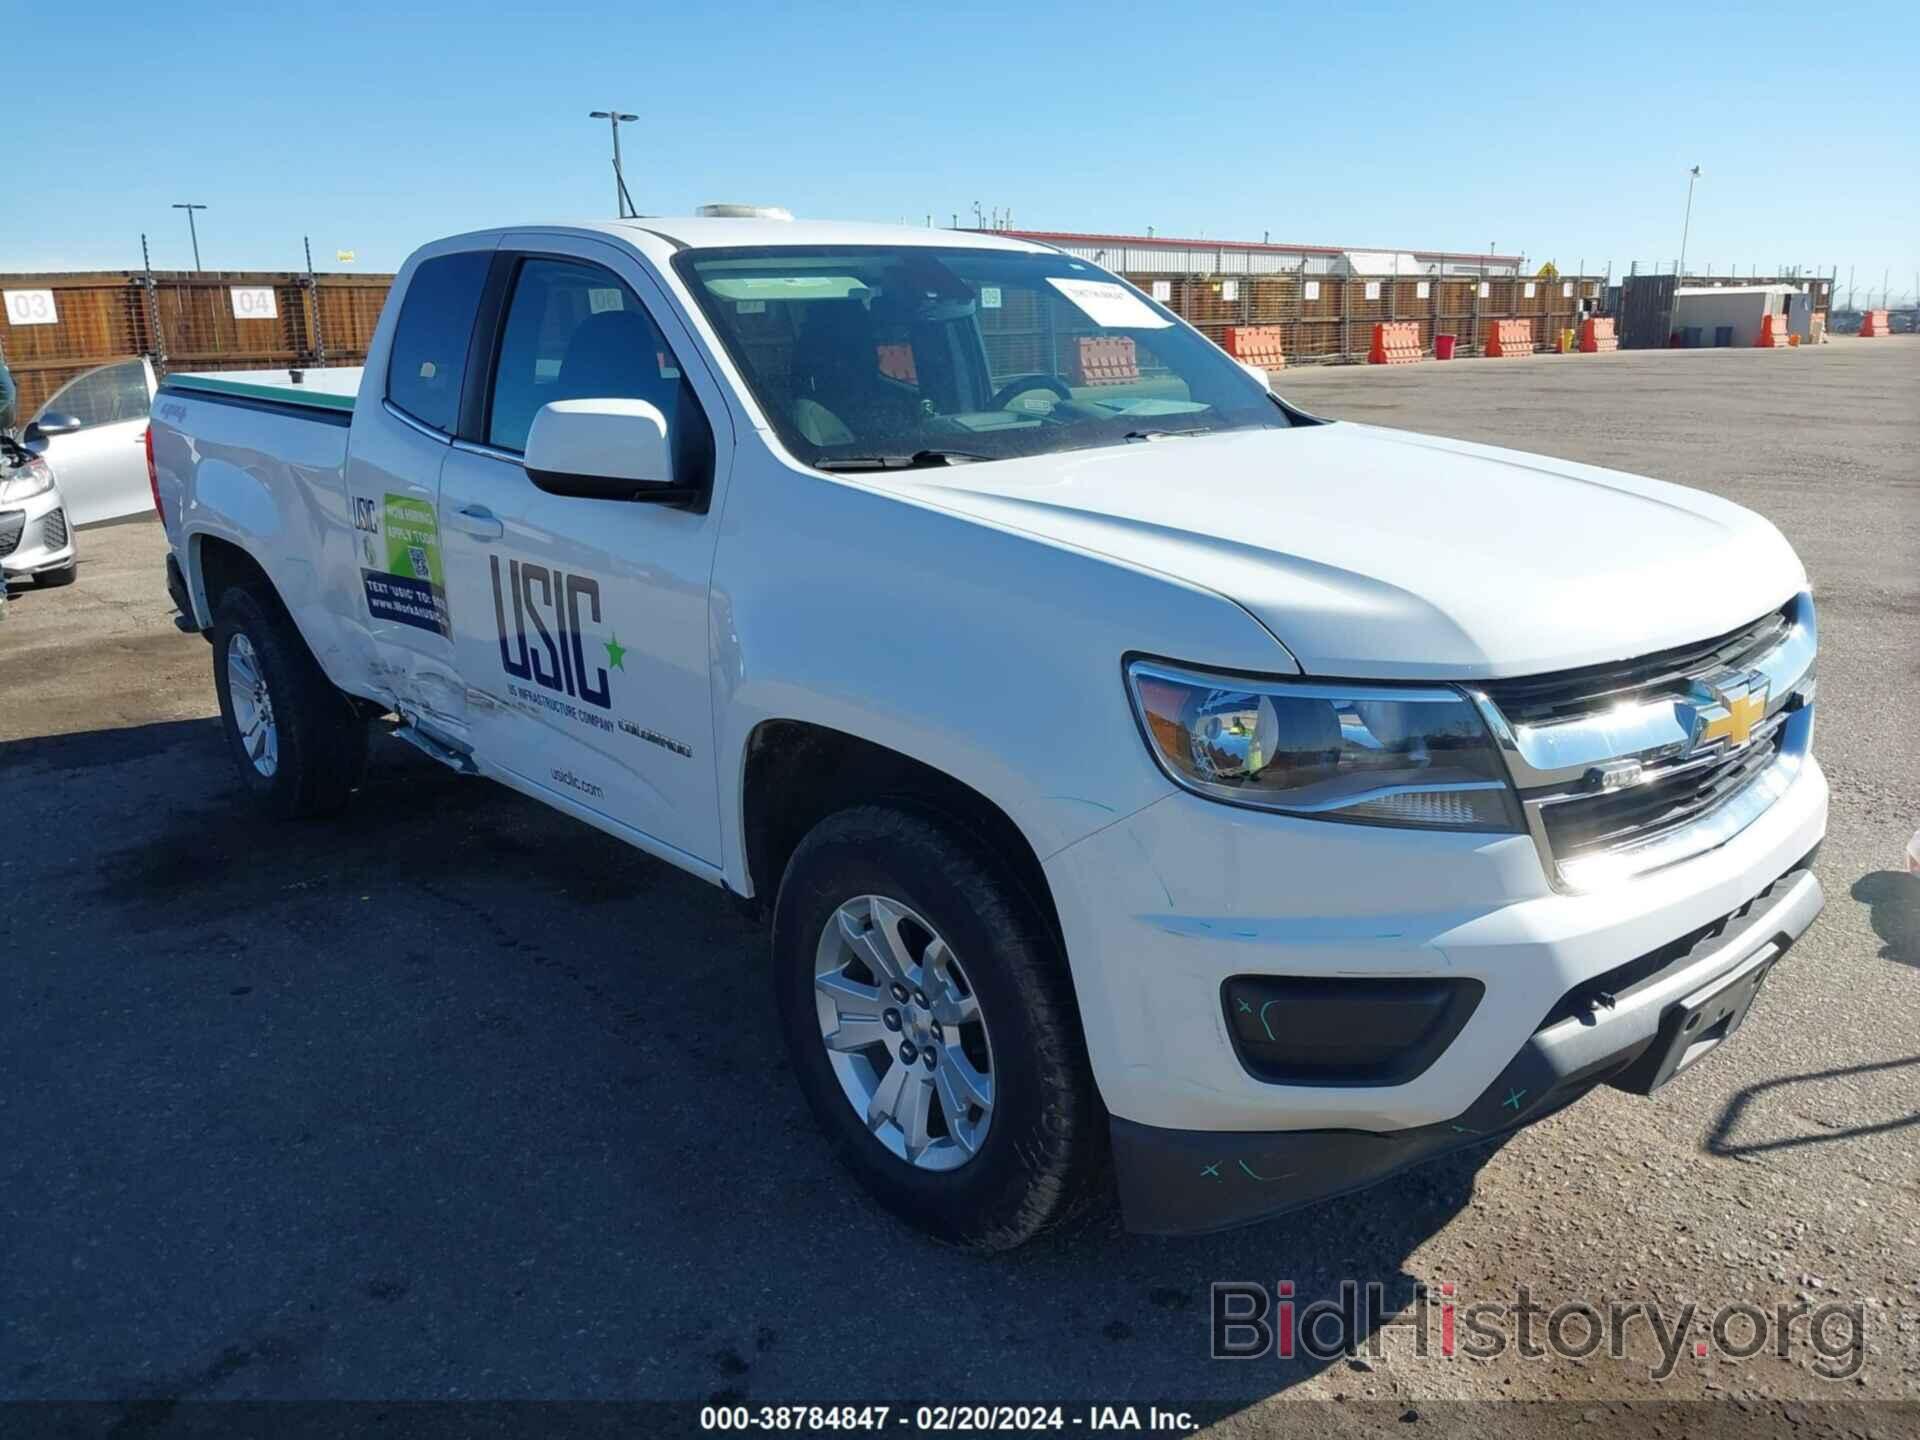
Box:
0;486;74;578
1042;744;1829;1232
1109;862;1822;1234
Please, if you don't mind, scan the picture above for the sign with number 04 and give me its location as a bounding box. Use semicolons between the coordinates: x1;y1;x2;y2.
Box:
230;286;279;321
5;289;59;325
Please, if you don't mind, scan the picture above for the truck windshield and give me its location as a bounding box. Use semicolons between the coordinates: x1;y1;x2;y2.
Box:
675;245;1289;469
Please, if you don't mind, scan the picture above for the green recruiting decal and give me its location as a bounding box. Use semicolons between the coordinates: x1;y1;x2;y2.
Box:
358;492;451;637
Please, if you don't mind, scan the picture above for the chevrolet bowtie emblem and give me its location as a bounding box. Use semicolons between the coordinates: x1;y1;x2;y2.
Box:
1684;672;1770;753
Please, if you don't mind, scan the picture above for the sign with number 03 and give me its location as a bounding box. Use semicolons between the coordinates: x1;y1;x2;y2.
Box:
230;286;279;321
4;289;59;326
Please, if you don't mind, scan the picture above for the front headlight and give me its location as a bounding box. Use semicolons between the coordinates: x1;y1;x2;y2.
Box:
0;459;55;505
1126;659;1522;832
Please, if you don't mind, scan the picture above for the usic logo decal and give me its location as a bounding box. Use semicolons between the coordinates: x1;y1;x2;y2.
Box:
489;556;613;710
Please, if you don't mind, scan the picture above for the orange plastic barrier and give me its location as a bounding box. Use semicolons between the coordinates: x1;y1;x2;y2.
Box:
1223;325;1287;371
1859;309;1890;337
876;342;917;384
1485;318;1534;357
1367;322;1422;365
1578;317;1618;353
1071;336;1140;386
1755;314;1792;348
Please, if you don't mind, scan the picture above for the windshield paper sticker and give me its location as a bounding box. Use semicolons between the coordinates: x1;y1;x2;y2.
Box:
360;493;451;637
1045;277;1171;330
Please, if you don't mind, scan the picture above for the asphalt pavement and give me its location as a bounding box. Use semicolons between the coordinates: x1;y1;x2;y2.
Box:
2;338;1916;1427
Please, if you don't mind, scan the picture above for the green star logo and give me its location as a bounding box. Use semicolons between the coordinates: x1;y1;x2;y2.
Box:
603;633;628;671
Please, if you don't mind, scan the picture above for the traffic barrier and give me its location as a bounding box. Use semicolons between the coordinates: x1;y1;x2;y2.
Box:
1485;318;1534;357
1223;325;1287;371
1859;309;1890;337
876;343;917;384
1578;317;1618;353
1366;322;1422;365
1755;314;1792;348
1071;336;1140;386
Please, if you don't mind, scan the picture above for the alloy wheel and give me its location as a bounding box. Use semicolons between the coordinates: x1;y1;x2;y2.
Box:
226;632;279;777
813;894;995;1170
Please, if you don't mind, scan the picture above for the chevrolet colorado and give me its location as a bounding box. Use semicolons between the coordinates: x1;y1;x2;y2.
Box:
150;216;1825;1246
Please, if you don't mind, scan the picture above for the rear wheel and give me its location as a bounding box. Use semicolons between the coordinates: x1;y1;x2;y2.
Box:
211;585;367;817
773;805;1103;1250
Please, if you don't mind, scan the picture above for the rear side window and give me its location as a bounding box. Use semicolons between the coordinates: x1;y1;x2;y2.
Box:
386;251;490;433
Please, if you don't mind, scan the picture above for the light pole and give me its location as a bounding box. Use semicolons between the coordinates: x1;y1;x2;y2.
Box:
172;203;208;271
589;109;639;218
1677;165;1701;279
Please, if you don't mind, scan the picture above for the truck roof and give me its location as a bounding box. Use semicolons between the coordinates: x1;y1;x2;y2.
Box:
588;217;1058;254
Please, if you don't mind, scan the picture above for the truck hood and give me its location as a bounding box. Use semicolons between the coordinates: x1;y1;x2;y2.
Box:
889;422;1805;679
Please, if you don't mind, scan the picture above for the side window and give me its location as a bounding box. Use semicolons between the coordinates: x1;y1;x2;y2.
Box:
107;360;152;423
486;258;712;485
44;360;148;429
386;251;490;433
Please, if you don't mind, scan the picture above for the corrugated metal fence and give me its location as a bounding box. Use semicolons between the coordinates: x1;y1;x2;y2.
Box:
3;261;1607;419
0;270;392;418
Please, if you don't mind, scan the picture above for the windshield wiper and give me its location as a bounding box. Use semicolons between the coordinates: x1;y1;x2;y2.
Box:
814;449;992;472
1123;428;1212;442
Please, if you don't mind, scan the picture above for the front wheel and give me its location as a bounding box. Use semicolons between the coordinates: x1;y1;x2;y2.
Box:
773;805;1103;1250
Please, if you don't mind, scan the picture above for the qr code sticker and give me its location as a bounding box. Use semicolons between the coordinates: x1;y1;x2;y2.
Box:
407;546;431;580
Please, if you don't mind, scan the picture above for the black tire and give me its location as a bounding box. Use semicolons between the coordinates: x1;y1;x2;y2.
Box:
33;561;76;588
773;805;1103;1251
211;584;367;817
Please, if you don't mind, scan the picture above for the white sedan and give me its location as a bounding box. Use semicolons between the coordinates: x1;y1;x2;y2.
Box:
0;434;77;589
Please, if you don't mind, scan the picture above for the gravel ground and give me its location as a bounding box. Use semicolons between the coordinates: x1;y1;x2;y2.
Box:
1;338;1915;1428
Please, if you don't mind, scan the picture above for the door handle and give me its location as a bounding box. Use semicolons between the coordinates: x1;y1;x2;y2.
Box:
449;504;503;540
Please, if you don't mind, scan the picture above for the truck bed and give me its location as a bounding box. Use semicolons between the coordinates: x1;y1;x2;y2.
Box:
152;367;368;688
161;367;364;415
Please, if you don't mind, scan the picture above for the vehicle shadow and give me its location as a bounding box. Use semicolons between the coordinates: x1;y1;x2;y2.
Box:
1850;870;1919;966
5;717;1500;1408
1705;1055;1920;1158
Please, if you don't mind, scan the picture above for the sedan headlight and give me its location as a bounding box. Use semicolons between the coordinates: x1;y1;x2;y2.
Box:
1126;659;1521;832
0;458;55;505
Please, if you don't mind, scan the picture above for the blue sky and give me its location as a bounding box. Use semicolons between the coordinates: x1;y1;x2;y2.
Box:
7;0;1916;303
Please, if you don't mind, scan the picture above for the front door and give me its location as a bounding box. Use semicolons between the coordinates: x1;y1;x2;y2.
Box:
29;359;155;525
436;242;729;867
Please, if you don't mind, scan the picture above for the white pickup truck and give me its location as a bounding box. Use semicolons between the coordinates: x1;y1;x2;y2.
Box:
150;215;1825;1245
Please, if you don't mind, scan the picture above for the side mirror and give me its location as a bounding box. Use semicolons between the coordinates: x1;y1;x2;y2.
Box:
23;411;83;446
1237;360;1272;391
523;399;701;507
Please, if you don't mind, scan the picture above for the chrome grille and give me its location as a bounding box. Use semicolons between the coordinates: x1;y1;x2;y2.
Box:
1474;594;1816;891
1539;722;1786;858
1479;605;1791;726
